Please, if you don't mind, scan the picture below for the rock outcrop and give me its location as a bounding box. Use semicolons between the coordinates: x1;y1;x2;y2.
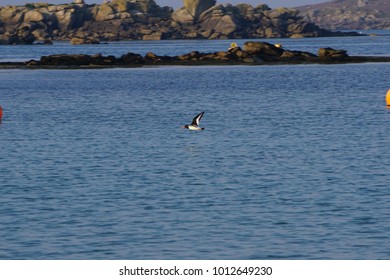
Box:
297;0;390;30
183;0;216;20
1;41;389;69
318;47;349;60
70;36;100;44
170;3;351;40
0;0;172;44
0;0;360;45
22;41;338;67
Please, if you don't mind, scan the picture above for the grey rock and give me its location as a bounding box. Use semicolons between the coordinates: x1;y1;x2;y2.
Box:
172;7;194;24
243;41;284;56
70;37;100;44
183;0;216;20
318;47;349;60
297;0;390;30
0;1;360;44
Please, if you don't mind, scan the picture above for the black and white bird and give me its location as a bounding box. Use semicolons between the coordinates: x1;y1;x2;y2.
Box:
181;111;205;130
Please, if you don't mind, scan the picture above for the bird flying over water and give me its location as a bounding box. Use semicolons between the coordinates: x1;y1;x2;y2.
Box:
181;111;205;130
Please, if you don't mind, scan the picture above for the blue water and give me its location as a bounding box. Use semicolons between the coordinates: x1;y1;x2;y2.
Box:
1;30;390;62
1;37;390;259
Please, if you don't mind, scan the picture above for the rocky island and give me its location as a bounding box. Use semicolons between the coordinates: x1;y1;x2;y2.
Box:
1;41;390;69
0;0;360;45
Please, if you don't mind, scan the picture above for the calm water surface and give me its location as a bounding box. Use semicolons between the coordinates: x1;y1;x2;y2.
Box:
1;30;390;62
0;39;390;259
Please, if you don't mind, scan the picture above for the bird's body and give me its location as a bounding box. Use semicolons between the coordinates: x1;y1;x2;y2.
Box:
182;111;205;130
185;124;204;131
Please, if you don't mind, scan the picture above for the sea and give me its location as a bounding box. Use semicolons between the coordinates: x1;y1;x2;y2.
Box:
0;30;390;260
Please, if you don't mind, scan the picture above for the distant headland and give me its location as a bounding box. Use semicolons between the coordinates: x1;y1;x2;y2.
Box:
297;0;390;30
1;41;390;69
0;0;361;45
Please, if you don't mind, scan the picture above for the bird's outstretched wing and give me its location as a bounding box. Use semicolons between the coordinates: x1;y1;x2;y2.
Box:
191;111;204;126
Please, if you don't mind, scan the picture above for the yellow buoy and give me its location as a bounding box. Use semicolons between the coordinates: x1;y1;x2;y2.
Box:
386;89;390;106
274;43;282;48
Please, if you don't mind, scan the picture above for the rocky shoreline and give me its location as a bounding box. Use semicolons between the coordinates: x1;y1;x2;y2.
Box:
2;41;390;69
0;0;361;45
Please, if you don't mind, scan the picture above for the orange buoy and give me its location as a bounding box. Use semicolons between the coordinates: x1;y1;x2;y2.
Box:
386;89;390;106
0;105;3;123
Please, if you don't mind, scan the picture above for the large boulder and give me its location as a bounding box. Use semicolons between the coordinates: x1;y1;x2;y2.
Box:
214;14;238;36
0;26;36;44
0;33;17;44
243;41;284;56
0;6;24;25
17;26;37;44
172;7;195;24
95;3;115;21
55;7;86;31
268;7;299;20
197;4;240;38
183;0;216;20
70;37;100;44
120;52;144;64
111;0;131;13
318;47;348;60
74;0;85;5
142;32;164;40
198;4;225;25
24;10;44;22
